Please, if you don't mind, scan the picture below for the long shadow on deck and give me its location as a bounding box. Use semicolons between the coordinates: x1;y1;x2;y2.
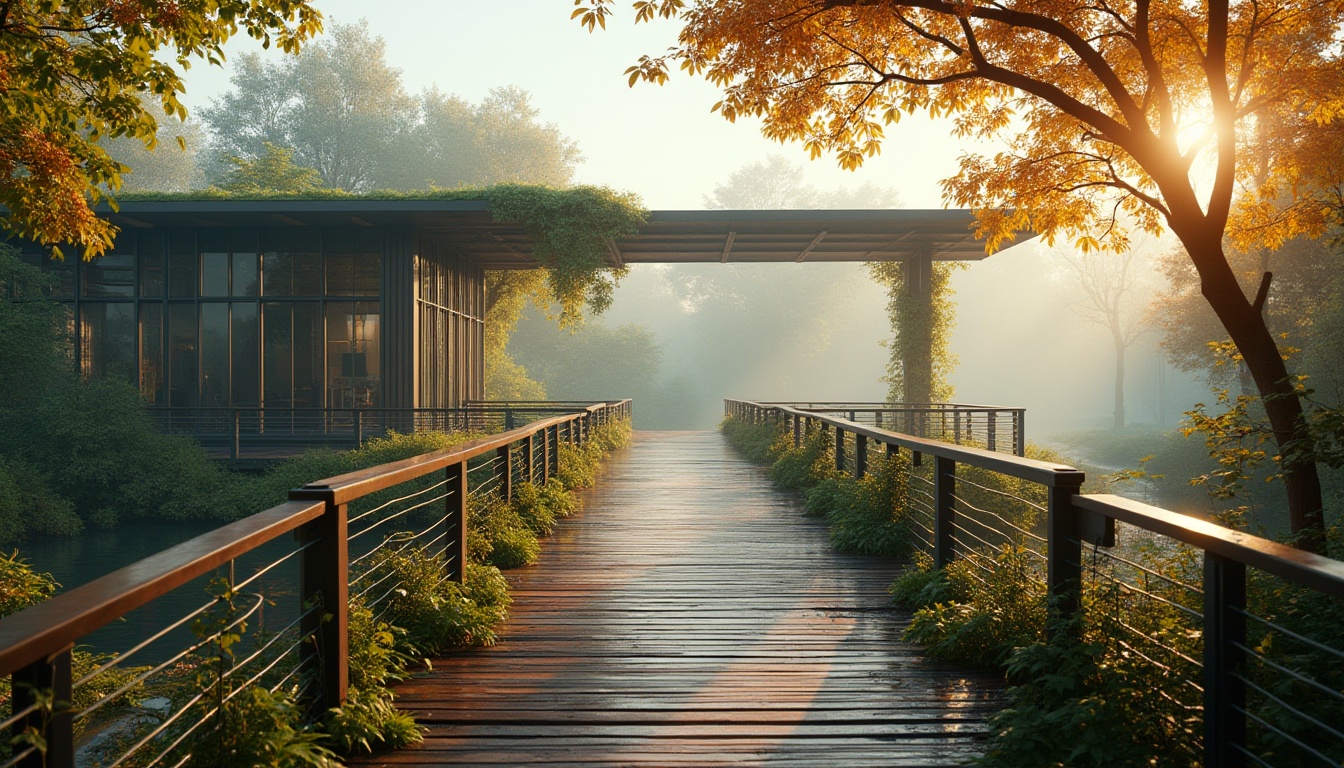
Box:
356;431;1004;767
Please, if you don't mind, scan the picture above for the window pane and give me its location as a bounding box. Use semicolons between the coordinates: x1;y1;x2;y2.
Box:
168;303;198;407
326;302;380;407
232;253;259;297
262;253;292;296
168;232;197;298
84;253;136;297
262;230;322;296
81;303;136;382
294;303;322;407
140;303;164;404
231;302;259;406
201;252;228;297
200;303;229;407
139;232;165;297
326;232;380;296
263;303;293;407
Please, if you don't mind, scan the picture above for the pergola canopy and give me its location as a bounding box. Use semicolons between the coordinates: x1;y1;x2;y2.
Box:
105;199;1034;269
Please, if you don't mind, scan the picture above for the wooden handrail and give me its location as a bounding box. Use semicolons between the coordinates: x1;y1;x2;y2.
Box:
759;402;1076;487
0;499;325;676
300;413;582;505
1077;494;1344;598
0;400;631;684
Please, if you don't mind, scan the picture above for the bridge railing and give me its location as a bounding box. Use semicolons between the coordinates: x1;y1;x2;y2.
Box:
727;398;1344;767
148;401;634;462
748;401;1026;456
0;400;631;768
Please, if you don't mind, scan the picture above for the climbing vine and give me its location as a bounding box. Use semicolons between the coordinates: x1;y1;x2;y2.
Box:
867;261;961;403
485;184;645;326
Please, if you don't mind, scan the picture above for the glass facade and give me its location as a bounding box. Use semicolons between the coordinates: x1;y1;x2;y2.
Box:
416;242;484;408
16;220;486;415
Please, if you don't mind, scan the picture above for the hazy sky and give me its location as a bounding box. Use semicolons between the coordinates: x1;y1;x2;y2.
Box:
176;1;1206;434
179;0;971;209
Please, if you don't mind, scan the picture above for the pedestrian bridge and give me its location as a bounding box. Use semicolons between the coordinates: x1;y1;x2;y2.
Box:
0;400;1340;768
364;431;1002;767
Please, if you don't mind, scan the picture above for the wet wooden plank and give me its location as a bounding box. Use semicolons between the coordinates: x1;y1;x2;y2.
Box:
349;431;1003;767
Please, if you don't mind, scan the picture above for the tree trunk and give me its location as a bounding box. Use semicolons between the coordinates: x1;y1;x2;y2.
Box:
1184;233;1325;549
1113;336;1126;430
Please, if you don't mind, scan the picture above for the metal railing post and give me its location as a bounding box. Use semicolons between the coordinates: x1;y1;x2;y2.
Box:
934;456;956;568
792;414;801;447
525;433;536;483
987;411;997;452
541;426;553;485
13;646;73;768
496;444;512;502
1015;410;1026;457
549;425;560;479
855;435;868;478
231;409;240;461
1046;476;1085;639
290;488;348;712
1204;554;1247;767
445;461;468;584
834;427;846;473
354;409;364;449
875;410;883;428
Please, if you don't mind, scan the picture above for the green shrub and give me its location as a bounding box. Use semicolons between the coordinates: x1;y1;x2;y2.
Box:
770;428;835;490
979;635;1190;768
467;494;540;568
0;460;81;545
903;547;1047;668
324;686;422;756
889;554;953;608
720;416;785;462
556;442;598;489
358;548;510;656
184;686;338;768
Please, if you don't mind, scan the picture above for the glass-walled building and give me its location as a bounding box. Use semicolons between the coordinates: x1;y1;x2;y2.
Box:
14;205;487;412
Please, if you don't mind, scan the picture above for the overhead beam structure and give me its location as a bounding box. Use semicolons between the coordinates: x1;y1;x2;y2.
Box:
103;200;1034;269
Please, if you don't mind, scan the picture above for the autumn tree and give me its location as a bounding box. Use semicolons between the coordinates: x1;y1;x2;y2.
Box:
577;0;1344;544
0;0;322;257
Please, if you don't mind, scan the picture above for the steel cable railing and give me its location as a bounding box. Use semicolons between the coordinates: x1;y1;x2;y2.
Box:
0;400;631;768
728;398;1344;767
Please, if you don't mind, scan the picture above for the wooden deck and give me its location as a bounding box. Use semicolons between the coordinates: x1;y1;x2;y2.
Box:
357;431;1004;767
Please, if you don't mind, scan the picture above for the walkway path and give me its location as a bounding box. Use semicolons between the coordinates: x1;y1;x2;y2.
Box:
357;431;1003;767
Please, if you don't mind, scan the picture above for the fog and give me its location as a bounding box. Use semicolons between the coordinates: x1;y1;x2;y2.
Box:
513;201;1212;437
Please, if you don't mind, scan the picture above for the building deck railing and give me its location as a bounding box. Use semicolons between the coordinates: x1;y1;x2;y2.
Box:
727;399;1344;768
0;400;631;768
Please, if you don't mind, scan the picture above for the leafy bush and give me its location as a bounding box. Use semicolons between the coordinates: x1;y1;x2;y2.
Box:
0;458;82;543
770;428;835;490
324;687;422;756
720;416;784;462
358;548;511;656
555;442;598;489
902;546;1047;668
467;494;540;568
826;455;913;557
185;686;338;768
